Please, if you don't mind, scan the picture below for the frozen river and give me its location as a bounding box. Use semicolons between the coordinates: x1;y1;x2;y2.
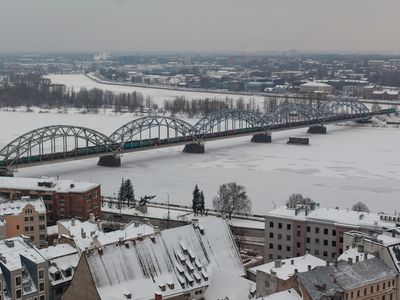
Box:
1;109;400;214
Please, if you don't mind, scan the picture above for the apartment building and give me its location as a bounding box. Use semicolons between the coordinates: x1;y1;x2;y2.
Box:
265;200;396;262
297;258;397;300
0;237;49;300
0;177;101;224
0;196;47;248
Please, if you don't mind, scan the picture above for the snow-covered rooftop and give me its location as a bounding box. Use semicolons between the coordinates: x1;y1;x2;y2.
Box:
0;237;46;271
40;244;79;286
257;289;302;300
300;81;332;88
338;247;374;262
58;219;155;252
266;205;396;230
85;218;244;300
298;258;395;300
0;176;99;193
249;254;326;280
0;196;46;216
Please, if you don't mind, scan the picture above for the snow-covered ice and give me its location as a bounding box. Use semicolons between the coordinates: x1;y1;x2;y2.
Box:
1;107;400;215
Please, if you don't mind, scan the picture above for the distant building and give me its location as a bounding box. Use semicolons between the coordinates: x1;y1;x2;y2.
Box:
0;236;49;300
297;257;396;300
265;199;396;263
0;177;101;224
248;254;326;298
0;196;47;247
62;218;245;300
299;81;333;99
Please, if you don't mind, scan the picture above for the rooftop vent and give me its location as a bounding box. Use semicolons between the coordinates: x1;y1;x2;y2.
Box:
5;240;14;248
124;293;132;299
70;184;75;189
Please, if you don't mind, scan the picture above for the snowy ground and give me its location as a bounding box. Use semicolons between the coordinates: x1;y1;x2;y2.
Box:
46;74;266;107
1;108;400;215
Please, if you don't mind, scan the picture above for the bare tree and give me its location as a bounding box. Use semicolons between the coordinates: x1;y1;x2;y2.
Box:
212;182;251;219
352;201;370;213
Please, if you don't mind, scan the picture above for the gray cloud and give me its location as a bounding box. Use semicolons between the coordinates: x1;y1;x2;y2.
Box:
0;0;399;53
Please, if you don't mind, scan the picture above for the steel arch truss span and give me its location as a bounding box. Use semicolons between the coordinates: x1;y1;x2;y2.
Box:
0;125;115;167
193;109;262;138
262;101;320;129
320;98;369;121
110;116;196;149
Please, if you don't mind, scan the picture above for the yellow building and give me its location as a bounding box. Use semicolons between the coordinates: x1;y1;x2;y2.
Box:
0;196;47;247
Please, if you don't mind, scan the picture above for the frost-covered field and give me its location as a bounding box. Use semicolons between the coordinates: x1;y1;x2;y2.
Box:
1;109;400;215
46;74;266;107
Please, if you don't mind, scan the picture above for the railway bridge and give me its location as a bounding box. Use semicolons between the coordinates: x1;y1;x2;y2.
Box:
0;98;395;172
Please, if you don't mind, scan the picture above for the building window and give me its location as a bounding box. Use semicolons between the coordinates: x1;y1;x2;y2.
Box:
40;234;46;241
324;228;328;235
39;215;45;221
16;289;22;299
278;245;282;250
297;231;301;237
15;276;21;286
278;223;282;229
388;280;391;287
306;226;310;232
40;295;45;300
323;240;328;246
278;234;282;240
287;224;291;230
377;284;380;292
39;225;45;230
339;237;343;243
29;216;34;221
323;251;328;257
357;290;360;297
39;269;44;279
306;237;310;243
332;229;336;236
332;241;336;247
25;226;29;232
16;225;19;230
39;282;45;292
269;232;274;238
30;226;34;231
269;222;274;228
24;217;29;222
269;254;273;260
195;290;203;295
269;243;273;249
315;227;320;234
364;288;367;295
286;235;291;241
315;238;320;244
383;282;386;289
315;249;319;256
331;252;336;258
296;242;301;248
286;246;291;251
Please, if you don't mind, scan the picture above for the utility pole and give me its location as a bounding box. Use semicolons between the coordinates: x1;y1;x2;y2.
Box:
166;192;170;229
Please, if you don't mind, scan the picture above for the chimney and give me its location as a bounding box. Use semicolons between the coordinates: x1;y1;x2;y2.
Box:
326;261;330;267
355;255;359;263
274;260;282;268
334;260;338;268
348;257;353;265
364;252;368;260
89;213;95;223
294;269;298;274
81;228;86;239
307;265;311;271
291;259;294;265
155;293;162;300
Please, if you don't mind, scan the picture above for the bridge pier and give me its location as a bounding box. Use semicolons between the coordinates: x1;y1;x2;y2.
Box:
251;132;272;143
183;142;205;154
97;155;121;167
307;125;327;134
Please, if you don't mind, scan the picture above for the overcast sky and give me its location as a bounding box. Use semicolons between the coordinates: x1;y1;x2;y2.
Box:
1;0;399;54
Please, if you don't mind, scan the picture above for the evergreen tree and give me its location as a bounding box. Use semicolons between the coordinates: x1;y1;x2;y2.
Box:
198;191;205;215
124;179;135;206
192;185;200;215
118;179;125;208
